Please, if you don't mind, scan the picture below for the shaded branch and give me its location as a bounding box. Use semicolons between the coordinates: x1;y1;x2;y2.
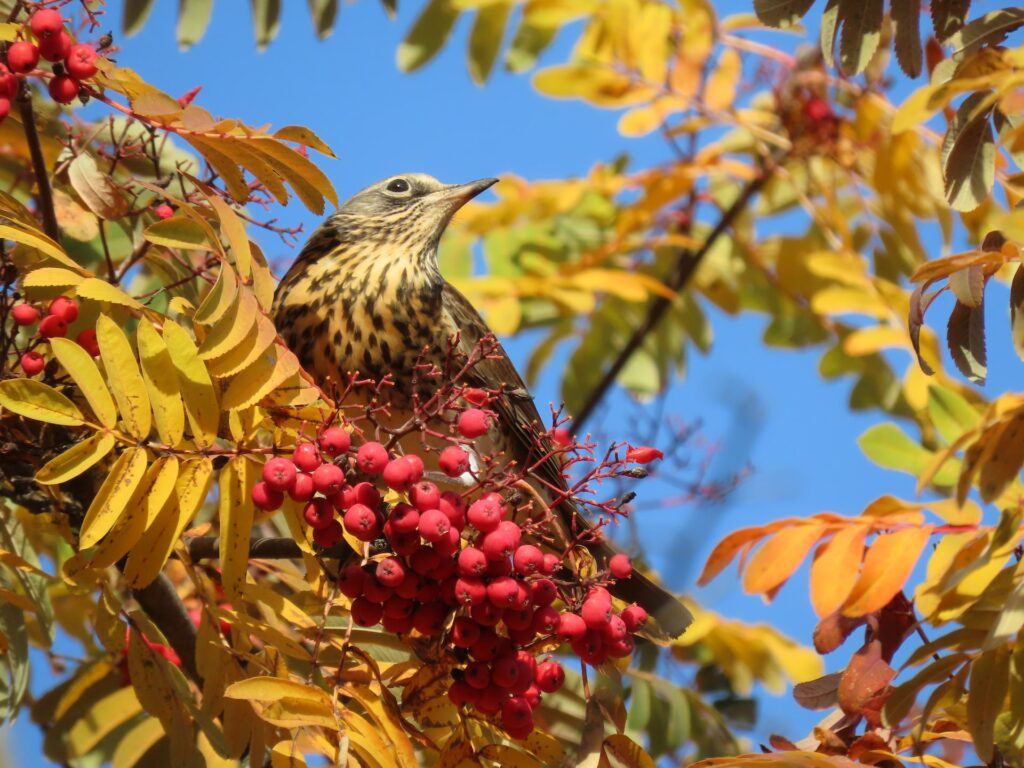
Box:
186;536;354;562
18;90;59;243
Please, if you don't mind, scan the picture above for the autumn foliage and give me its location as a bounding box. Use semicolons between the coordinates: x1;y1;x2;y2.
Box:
0;0;1024;767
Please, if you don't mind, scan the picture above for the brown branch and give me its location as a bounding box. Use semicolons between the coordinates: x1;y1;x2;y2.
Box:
573;156;779;430
18;91;59;243
186;536;354;561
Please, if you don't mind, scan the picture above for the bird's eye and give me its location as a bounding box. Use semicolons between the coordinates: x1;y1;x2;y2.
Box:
386;178;411;194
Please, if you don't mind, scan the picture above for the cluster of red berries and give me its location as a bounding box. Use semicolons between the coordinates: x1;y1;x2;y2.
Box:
0;9;104;114
251;407;651;738
10;295;98;375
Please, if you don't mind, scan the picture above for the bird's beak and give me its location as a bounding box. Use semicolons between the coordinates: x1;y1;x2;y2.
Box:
436;177;498;211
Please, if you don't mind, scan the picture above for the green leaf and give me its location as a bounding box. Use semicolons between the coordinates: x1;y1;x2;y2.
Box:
397;0;459;72
753;0;814;28
505;18;557;73
947;299;987;384
0;593;28;723
625;679;652;739
123;0;156;35
468;2;512;84
943;93;996;211
969;645;1011;762
307;0;340;34
251;0;282;49
838;0;883;75
927;384;978;443
177;0;214;50
820;0;840;64
858;422;959;485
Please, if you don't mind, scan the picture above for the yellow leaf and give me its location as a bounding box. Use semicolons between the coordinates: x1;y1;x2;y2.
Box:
968;645;1011;762
207;313;278;378
79;447;148;548
22;267;85;288
809;525;867;617
199;288;259;361
111;717;164;768
209;196;253;278
126;628;191;737
704;48;741;111
53;661;115;720
36;431;116;485
602;734;655;768
75;277;144;311
842;526;933;616
842;326;910;356
64;685;142;758
162;321;219;447
144;215;213;251
0;378;83;425
0;223;83;271
270;740;309;768
742;524;824;595
50;337;117;428
262;697;339;730
219;457;255;599
221;345;300;410
96;315;151;439
225;677;332;707
194;263;239;326
136;318;185;447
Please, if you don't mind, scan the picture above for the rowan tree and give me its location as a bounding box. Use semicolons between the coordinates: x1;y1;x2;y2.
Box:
0;0;1022;766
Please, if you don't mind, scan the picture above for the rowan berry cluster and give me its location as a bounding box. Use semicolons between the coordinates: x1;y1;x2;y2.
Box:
251;404;655;738
10;296;99;375
0;8;105;116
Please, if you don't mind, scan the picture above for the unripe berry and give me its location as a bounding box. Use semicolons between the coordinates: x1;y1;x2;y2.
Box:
457;546;487;577
381;457;413;491
513;544;543;576
356;441;389;475
412;601;448;636
409;480;440;511
312;519;344;547
262;457;297;492
375;556;406;588
303;497;334;529
557;612;587;641
620;604;648;632
482;530;516;562
530;578;557;606
11;303;38;326
317;426;350;455
7;41;39;74
458;408;490;439
39;31;72;64
609;553;632;579
75;328;99;356
535;661;564;693
450;616;480;648
418;509;450;542
491;654;520;689
251;482;283;511
388;503;420;535
439;445;470;476
48;296;78;323
29;9;63;38
311;462;345;495
464;661;490;690
467;495;503;533
541;553;560;575
19;350;44;376
291;442;321;473
288;473;315;502
350;597;383;627
343;503;379;541
65;43;98;79
454;577;486;606
337;563;366;599
532;605;560;635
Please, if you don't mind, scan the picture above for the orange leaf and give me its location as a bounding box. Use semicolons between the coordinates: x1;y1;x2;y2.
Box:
698;523;785;586
810;525;868;617
741;524;825;596
841;526;933;616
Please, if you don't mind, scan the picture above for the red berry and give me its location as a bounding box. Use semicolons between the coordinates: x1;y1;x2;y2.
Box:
439;491;466;529
434;525;461;558
356;441;389;475
389;530;420;557
607;634;635;658
476;685;506;715
353;482;381;509
351;597;383;627
439;445;470;477
375;557;406;588
621;604;648;632
454;577;486;606
318;426;350;456
29;9;63;38
303;498;334;530
312;519;344;547
457;547;487;577
482;530;515;562
470;629;507;659
572;630;606;665
19;350;44;375
0;65;16;100
11;303;38;326
312;462;345;495
262;457;297;492
39;30;72;63
450;616;480;648
530;578;557;606
557;612;587;641
343;503;379;541
395;572;420;599
532;605;560;635
609;553;632;579
363;576;392;604
154;203;174;220
412;601;448;636
7;41;39;74
541;553;560;575
467;495;504;533
535;661;564;693
581;596;613;629
75;328;99;356
388;503;420;535
601;614;628;643
291;442;322;473
523;684;541;709
381;457;413;491
501;697;533;733
491;654;521;689
337;564;366;599
409;481;440;512
513;545;544;576
251;482;283;511
626;445;663;464
486;576;519;608
409;545;440;575
48;296;78;323
382;613;414;635
288;473;315;502
418;509;450;542
383;595;414;619
805;96;831;122
64;43;98;79
551;427;572;447
458;408;490;439
464;661;490;689
39;315;66;339
497;521;522;548
503;606;534;631
403;453;424;483
448;680;476;707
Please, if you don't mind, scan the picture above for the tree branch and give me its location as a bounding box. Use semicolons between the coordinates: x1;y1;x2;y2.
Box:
573;158;778;430
18;90;59;243
186;536;354;561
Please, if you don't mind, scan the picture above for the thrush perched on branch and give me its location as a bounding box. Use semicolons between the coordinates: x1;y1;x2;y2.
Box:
272;173;692;638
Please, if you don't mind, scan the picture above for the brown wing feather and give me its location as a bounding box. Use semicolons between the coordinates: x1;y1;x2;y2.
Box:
442;283;692;638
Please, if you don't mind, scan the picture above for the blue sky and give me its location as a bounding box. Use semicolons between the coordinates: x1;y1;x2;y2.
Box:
9;0;1019;762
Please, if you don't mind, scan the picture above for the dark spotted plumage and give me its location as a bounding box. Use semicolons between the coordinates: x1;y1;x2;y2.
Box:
272;173;691;638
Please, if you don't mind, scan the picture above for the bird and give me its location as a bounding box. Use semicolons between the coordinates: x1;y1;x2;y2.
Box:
272;173;692;638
